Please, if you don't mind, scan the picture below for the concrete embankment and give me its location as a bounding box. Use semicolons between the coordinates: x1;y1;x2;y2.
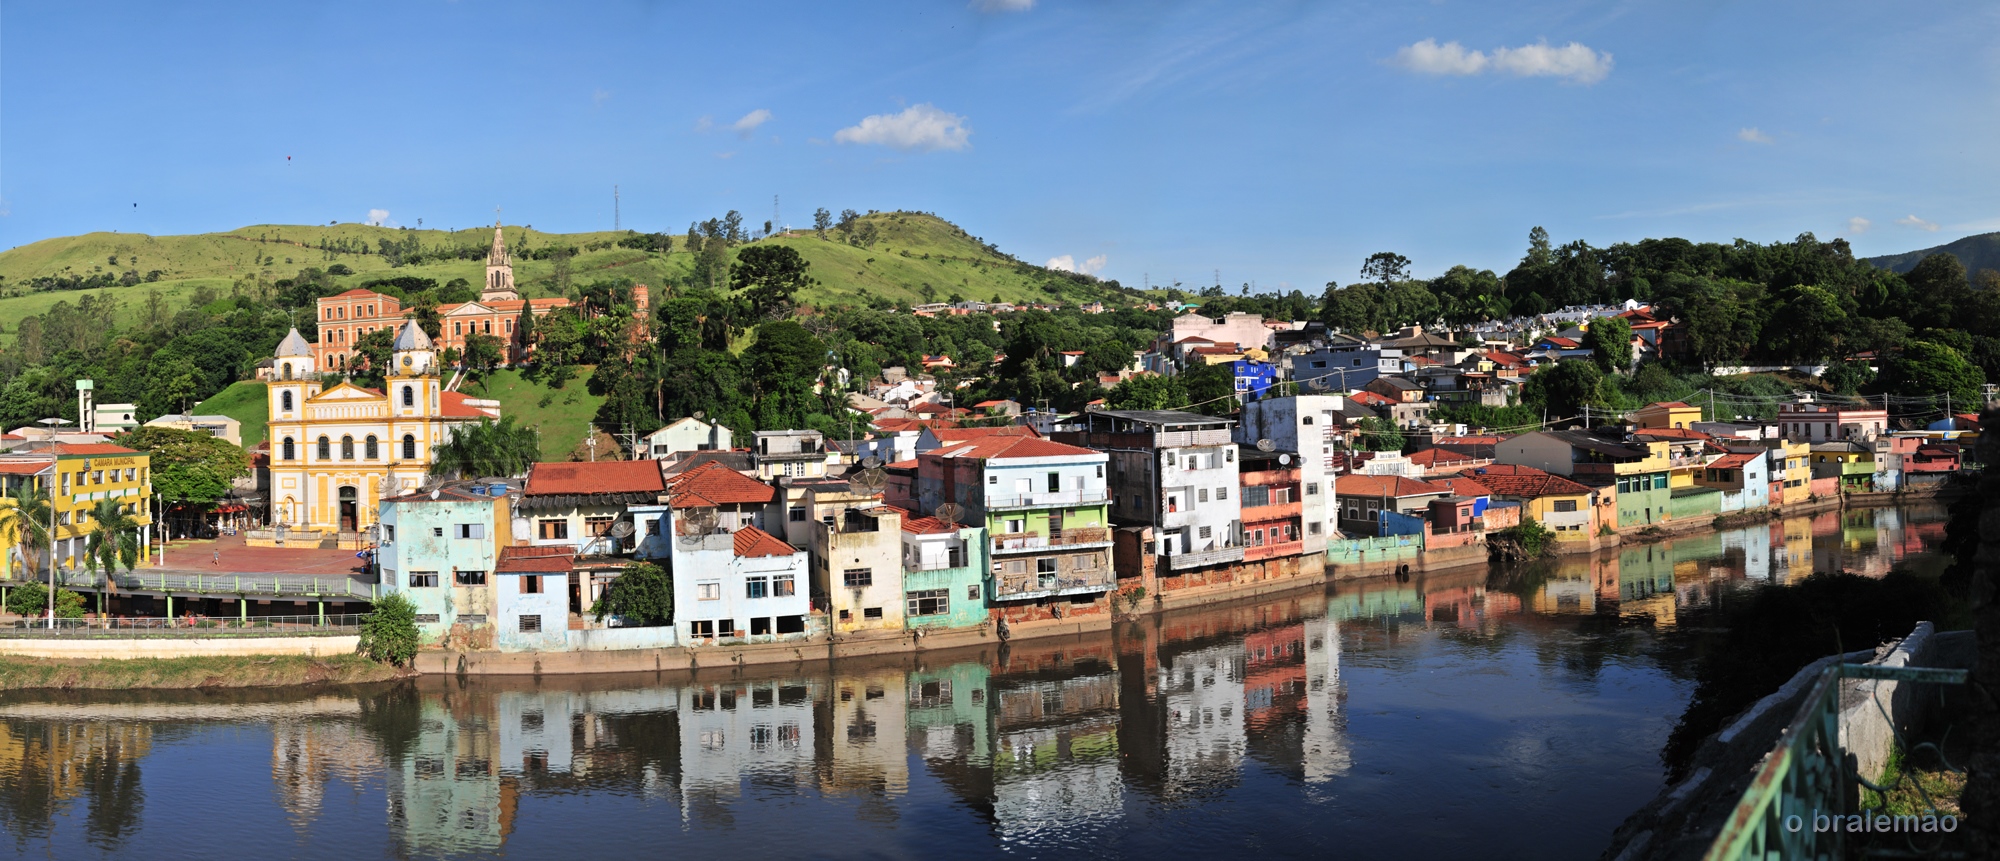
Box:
0;652;404;691
0;634;361;660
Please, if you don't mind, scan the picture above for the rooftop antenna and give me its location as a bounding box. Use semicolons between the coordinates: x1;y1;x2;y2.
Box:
773;194;781;233
614;185;620;232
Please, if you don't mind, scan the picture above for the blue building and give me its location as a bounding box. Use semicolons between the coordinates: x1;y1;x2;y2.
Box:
1231;358;1279;403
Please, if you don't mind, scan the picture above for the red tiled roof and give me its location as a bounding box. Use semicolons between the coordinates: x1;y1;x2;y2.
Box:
52;443;140;456
496;545;576;573
1347;390;1394;407
929;435;1100;461
1645;401;1696;410
885;458;920;470
928;426;1039;443
1437;476;1493;498
1543;336;1580;348
1484;351;1530;368
1407;447;1489;467
1333;474;1451;498
440;391;493;419
733;525;795;558
1633;427;1711;441
525;460;665;496
330;288;383;298
0;461;53;475
668;462;776;506
1466;464;1593;498
1708;453;1757;470
1433;435;1504;446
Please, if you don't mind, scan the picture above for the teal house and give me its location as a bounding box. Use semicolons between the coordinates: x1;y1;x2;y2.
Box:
377;487;508;640
898;512;991;631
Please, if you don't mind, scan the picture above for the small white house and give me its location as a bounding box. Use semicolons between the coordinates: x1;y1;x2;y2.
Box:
643;417;733;460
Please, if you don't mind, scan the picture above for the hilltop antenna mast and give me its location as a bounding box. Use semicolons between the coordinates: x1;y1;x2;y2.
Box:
773;195;781;233
614;186;621;232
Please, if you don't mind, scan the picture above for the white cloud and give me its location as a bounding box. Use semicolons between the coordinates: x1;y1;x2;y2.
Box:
1046;254;1107;275
1896;214;1940;232
694;115;714;133
731;109;773;137
834;104;970;152
1392;38;1612;84
365;209;393;227
1847;217;1872;235
1737;127;1773;144
971;0;1034;11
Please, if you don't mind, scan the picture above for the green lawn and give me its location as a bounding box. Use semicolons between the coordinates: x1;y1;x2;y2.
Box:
191;381;271;449
462;368;607;460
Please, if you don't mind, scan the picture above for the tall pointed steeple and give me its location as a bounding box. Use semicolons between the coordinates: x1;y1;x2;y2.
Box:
482;219;519;301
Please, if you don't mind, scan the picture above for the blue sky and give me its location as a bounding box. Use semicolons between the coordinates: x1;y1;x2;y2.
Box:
4;1;1997;291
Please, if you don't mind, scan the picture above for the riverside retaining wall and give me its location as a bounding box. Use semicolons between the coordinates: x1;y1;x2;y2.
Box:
0;635;361;660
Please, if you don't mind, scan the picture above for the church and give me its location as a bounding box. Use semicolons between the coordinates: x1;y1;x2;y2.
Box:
266;320;498;535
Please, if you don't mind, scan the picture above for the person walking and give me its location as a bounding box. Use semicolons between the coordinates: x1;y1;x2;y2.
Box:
212;549;220;566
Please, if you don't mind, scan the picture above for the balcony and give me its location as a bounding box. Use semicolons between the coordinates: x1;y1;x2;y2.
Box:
985;489;1108;510
993;569;1115;600
1161;546;1245;570
992;527;1112;553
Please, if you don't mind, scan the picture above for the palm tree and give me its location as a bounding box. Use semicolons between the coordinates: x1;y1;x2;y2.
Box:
429;417;543;479
0;483;53;581
83;499;140;577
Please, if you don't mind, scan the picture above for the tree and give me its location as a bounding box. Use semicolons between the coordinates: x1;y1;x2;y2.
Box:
1354;416;1405;452
550;247;575;298
408;304;443;340
591;561;673;626
0;483;53;579
1877;341;1985;408
83;499;140;576
1584;315;1634;374
359;592;420;666
730;245;816;319
813;208;832;238
1107;374;1187;411
1767;285;1848;364
513;301;536;364
1359;252;1412;287
2;582;82;619
461;332;505;381
743;321;825;430
142;356;201;417
114;427;249;506
1522;359;1605;420
1179;361;1238;416
428;417;542;478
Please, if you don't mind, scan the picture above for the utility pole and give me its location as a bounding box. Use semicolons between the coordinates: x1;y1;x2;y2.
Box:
774;195;782;234
614;186;620;232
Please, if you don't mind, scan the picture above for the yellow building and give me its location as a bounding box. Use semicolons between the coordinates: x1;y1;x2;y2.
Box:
1632;401;1703;430
0;444;153;573
1772;439;1811;505
266;322;496;535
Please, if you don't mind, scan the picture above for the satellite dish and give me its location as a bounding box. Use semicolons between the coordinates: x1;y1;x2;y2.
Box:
1279;454;1292;465
1257;438;1275;452
849;467;886;495
608;521;636;539
935;502;963;526
382;475;406;496
678;507;718;538
861;455;884;470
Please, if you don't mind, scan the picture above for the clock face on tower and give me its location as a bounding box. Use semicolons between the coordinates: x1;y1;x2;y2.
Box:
402;355;413;367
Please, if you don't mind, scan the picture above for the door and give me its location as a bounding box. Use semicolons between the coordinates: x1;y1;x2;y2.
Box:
337;486;358;531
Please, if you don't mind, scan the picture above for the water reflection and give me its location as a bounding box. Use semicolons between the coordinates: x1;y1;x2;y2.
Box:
0;505;1946;860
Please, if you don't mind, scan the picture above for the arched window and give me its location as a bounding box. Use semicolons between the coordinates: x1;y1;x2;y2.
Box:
317;436;331;460
281;437;296;460
282;362;293;381
282;390;294;412
365;435;379;459
402;386;414;407
402;434;417;460
340;435;355;460
482;320;491;333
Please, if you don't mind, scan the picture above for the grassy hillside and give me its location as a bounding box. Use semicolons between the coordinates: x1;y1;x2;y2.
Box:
0;212;1114;338
191;381;271;449
462;368;606;461
1866;231;2000;280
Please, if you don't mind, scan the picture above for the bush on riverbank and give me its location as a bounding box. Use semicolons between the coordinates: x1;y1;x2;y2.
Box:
0;653;404;690
1662;570;1968;780
4;583;86;618
359;593;420;666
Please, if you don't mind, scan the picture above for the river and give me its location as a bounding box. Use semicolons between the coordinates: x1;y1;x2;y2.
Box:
0;505;1949;860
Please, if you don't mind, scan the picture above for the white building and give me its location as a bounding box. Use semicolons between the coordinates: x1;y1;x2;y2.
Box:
642;417;733;460
1056;409;1243;570
1234;395;1340;554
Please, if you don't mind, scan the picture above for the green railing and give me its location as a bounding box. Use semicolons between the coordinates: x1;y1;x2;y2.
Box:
1703;662;1968;861
6;569;375;601
0;613;369;638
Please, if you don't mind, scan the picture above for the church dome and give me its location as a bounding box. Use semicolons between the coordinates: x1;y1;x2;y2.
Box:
393;320;433;351
275;328;313;357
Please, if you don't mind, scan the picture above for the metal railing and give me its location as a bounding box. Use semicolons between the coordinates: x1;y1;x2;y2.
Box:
986;489;1109;509
1161;546;1246;570
1703;662;1969;861
994;571;1114;599
0;613;370;638
19;570;377;600
992;527;1112;551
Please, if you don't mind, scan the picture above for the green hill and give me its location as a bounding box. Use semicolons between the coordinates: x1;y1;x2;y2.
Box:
1866;231;2000;281
189;372;603;460
0;212;1115;342
190;381;271;449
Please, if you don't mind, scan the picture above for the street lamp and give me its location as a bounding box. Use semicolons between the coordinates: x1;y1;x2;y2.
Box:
35;417;70;629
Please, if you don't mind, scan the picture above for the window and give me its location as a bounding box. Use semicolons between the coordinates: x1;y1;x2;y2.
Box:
1074;553;1098;570
455;570;487;586
772;575;795;597
862;607;884;619
1198;488;1209;503
409;572;439;588
383;525;395;542
402;386;415;407
1036;558;1057;574
313;436;329;460
646;518;660;536
402;434;417;459
281;390;294;412
988;475;998;485
365;435;379;459
1244;485;1270;507
341;435;355;460
454;322;463;336
432;527;444;538
584;516;615;536
282;437;296;460
60;472;70;495
1095;465;1104;478
1005;518;1025;534
91;470;103;485
746;576;769;599
538;519;569;540
456;523;485;539
691;620;715;638
1303;415;1315;425
519;614;542;633
1047;472;1061;492
1309;522;1322;534
1198;525;1212;539
843;568;873;587
522;575;543;594
1216;486;1228;500
967;584;982;601
697;582;722;601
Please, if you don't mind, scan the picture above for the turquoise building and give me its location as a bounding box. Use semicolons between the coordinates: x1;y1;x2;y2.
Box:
377;487;508;640
899;516;991;631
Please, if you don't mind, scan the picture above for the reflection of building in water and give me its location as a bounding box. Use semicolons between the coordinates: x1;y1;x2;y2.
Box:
386;693;519;856
677;678;819;825
990;667;1123;844
1531;573;1596;615
825;668;910;801
1242;623;1319;779
0;720;154;846
270;720;382;828
1302;616;1350;782
1157;641;1246;796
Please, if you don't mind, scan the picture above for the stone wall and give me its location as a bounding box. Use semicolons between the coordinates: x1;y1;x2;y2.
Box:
0;635;360;660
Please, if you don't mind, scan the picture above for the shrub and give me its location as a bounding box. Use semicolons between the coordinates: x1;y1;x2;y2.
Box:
591;562;673;626
4;583;48;617
359;593;420;666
